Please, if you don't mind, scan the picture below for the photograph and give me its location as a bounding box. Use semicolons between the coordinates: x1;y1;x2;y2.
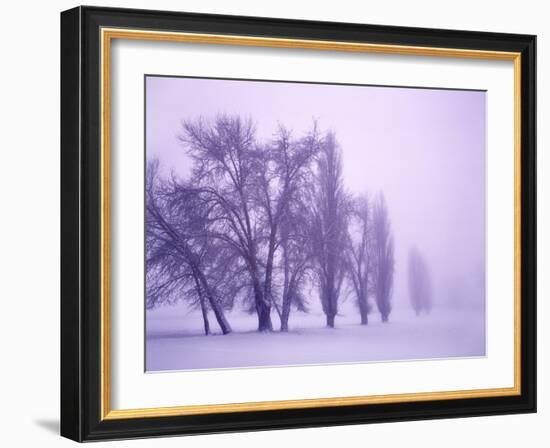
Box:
145;75;487;372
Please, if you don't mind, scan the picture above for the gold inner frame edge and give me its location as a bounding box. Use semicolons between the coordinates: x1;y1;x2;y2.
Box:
100;27;522;421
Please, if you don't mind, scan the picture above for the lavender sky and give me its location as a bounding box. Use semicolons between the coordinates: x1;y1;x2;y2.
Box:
145;75;486;314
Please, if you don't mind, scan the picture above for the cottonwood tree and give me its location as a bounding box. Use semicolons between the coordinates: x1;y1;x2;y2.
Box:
346;195;373;325
145;160;232;334
310;132;350;328
252;124;320;330
408;247;433;315
179;115;319;332
372;193;395;323
178;115;274;331
277;200;313;331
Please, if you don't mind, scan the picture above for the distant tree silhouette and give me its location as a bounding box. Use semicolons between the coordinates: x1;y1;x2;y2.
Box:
408;247;433;315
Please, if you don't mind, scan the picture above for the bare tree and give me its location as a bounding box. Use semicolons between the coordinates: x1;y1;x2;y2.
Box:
146;160;232;334
346;195;373;325
311;132;350;328
277;200;313;331
179;115;319;332
408;247;433;316
372;193;395;323
253;124;320;330
178;115;275;331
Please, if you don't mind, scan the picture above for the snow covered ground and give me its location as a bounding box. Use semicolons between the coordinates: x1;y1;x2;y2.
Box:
146;304;485;371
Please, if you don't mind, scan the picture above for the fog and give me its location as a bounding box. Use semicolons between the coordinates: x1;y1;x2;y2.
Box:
146;75;486;316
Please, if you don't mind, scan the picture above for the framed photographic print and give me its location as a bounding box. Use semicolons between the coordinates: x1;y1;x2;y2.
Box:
60;6;536;442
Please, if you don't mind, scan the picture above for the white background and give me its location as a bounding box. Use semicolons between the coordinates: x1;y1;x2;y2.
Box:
0;0;547;446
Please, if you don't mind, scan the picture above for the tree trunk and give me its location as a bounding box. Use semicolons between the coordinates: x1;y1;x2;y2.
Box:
257;300;273;332
200;296;210;335
271;299;283;324
324;287;337;328
209;299;232;334
263;229;277;311
358;294;369;325
360;307;369;325
280;294;291;332
280;315;289;332
195;269;232;334
252;278;272;332
280;247;291;332
193;276;210;335
245;253;273;332
381;313;389;323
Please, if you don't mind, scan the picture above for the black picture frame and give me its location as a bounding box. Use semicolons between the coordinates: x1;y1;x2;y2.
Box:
61;5;536;442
